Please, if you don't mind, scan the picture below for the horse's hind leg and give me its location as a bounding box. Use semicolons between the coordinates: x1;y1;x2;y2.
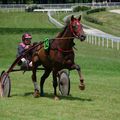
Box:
40;69;51;96
52;70;59;100
71;64;85;90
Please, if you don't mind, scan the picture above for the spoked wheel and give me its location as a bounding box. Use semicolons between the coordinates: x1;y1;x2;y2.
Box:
58;70;70;96
0;71;11;97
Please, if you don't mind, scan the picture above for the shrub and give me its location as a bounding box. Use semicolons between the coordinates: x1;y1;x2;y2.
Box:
86;7;106;14
73;5;91;12
83;14;103;25
25;5;44;12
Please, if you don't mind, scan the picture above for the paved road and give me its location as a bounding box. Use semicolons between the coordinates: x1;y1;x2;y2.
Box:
109;9;120;14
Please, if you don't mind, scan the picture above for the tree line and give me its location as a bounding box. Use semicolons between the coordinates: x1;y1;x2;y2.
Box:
0;0;119;4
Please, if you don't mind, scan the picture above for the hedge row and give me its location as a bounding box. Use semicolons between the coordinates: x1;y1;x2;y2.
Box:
25;5;44;12
86;7;106;14
83;15;103;25
83;7;106;25
73;5;91;12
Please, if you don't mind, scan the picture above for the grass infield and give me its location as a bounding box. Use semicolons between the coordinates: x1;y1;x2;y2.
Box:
0;11;120;120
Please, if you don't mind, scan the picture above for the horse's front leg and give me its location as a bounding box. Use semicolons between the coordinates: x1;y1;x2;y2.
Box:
32;65;40;97
71;64;85;90
52;69;59;100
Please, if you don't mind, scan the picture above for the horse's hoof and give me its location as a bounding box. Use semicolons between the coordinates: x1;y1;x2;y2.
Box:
79;84;85;90
33;90;40;98
54;96;59;100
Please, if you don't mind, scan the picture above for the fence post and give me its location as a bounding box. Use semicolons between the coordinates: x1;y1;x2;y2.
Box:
91;35;92;44
89;35;91;44
117;41;119;50
87;35;89;43
107;38;109;48
95;36;97;45
102;37;104;47
98;37;100;46
111;39;113;49
92;35;94;44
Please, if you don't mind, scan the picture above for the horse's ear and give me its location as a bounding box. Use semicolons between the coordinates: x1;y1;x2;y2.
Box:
71;15;74;21
78;15;81;21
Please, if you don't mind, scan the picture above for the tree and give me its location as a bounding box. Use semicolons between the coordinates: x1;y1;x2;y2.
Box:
2;0;8;4
23;0;26;4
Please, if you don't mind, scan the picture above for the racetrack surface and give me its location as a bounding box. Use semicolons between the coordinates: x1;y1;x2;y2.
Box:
109;9;120;14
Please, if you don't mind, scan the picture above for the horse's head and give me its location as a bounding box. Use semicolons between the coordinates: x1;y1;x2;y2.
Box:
69;15;86;41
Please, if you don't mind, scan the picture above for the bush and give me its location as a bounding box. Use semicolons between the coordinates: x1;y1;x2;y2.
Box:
86;7;106;14
73;5;91;12
25;5;44;12
83;14;103;25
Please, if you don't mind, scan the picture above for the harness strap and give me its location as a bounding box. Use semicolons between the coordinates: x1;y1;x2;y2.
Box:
58;48;73;53
50;47;73;55
69;24;79;38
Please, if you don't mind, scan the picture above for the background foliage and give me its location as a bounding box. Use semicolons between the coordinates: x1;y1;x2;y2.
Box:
0;0;119;4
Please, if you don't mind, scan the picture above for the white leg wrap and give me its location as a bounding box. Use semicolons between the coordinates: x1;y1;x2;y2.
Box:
29;62;32;67
21;58;27;62
33;82;39;90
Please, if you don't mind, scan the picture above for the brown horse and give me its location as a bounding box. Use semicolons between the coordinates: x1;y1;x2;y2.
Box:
31;15;86;99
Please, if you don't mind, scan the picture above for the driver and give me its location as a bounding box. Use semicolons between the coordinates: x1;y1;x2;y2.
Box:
17;33;32;69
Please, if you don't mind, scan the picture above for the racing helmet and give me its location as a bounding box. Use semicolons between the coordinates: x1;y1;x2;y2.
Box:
22;33;32;41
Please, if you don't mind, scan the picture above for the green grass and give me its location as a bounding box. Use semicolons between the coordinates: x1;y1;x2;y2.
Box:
82;11;120;37
0;11;120;120
52;12;71;24
0;11;54;28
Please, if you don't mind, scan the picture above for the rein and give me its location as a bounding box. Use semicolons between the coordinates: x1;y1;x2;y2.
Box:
6;35;75;73
53;36;75;40
51;36;76;53
6;17;83;74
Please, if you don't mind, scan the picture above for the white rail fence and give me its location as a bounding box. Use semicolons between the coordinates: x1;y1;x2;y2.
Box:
0;2;120;12
86;35;120;50
34;8;72;12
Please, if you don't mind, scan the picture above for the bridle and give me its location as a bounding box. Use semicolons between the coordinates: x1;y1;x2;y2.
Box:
69;19;82;38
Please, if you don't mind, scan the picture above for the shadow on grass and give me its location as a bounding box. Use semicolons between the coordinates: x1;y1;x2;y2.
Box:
60;95;92;102
10;92;92;102
12;92;92;102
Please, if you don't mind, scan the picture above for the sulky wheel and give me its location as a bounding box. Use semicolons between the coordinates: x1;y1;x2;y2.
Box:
0;71;11;97
58;70;70;96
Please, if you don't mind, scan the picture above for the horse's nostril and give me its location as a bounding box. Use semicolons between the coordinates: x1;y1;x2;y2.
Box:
81;35;86;40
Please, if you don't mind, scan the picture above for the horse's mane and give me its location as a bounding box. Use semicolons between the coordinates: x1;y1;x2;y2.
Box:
56;17;71;38
56;26;68;38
